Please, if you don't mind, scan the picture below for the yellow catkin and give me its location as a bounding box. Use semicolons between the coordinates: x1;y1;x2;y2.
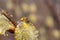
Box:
0;14;14;36
15;17;39;40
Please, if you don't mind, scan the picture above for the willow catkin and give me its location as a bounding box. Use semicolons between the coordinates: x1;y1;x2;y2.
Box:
15;21;39;40
0;14;14;36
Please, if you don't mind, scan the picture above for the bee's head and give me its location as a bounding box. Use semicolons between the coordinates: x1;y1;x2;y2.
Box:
20;17;30;23
20;17;27;21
